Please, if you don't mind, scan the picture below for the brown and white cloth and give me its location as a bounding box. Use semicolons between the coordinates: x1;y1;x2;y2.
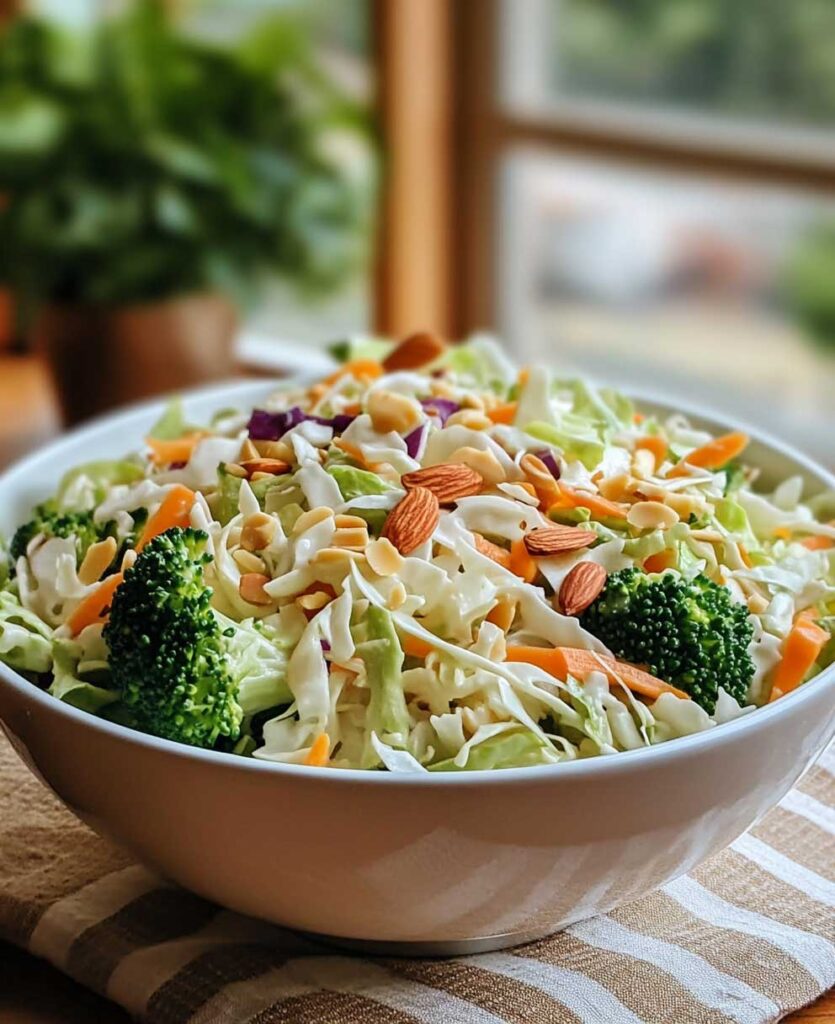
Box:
1;734;833;1024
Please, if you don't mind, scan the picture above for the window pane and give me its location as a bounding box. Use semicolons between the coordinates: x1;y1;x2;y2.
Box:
502;0;835;143
498;150;835;463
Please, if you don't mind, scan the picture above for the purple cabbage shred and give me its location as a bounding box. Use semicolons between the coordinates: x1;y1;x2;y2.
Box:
420;398;459;425
404;423;428;459
533;448;561;479
247;407;356;441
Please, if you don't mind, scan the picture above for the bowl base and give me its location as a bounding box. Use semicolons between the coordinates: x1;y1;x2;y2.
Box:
299;924;557;957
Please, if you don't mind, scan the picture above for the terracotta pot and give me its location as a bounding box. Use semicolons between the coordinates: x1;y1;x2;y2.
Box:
33;292;238;426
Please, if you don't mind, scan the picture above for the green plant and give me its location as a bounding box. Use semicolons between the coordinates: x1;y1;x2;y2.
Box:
784;221;835;350
0;2;371;321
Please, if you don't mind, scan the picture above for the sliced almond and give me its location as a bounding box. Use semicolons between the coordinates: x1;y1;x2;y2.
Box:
254;439;294;462
332;526;369;550
382;486;440;555
293;506;334;535
558;561;607;616
121;548;138;572
401;463;483;504
448;446;506;486
627;501;678;531
78;536;118;586
387;580;408;611
365;537;405;577
233;548;266;574
312;547;364;567
520;452;561;507
241;511;276;552
382;330;447;372
239;458;291;479
239;438;260;462
444;409;492;431
239;572;272;606
472;532;512;570
524;524;597;556
367;389;423;435
223;461;247;479
334;513;368;529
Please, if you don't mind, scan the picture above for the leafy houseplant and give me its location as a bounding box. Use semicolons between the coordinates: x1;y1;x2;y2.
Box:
0;3;370;422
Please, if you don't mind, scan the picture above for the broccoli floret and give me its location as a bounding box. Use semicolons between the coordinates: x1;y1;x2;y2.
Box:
10;503;109;567
103;527;289;748
579;568;754;713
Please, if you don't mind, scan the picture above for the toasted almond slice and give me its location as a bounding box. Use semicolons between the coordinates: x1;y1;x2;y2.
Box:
241;511;276;552
382;487;440;555
367;389;423;435
239;438;260;462
382;330;447;371
78;536;118;586
472;532;512;569
334;513;369;529
558;561;607;616
365;537;405;577
524;524;597;556
520;452;561;506
312;547;364;566
233;548;267;574
448;446;506;486
240;458;291;479
627;501;678;531
239;572;272;606
296;590;332;611
223;461;247;479
293;506;334;535
401;463;484;504
444;410;492;431
254;439;294;462
121;548;138;572
387;581;408;611
332;526;369;550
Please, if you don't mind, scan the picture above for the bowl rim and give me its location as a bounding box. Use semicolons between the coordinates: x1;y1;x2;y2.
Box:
1;375;834;788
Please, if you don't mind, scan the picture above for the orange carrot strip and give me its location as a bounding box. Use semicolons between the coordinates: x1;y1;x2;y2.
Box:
643;549;676;574
557;483;629;521
333;437;368;467
504;646;690;701
633;412;645;424
635;435;668;469
767;612;829;702
669;432;749;478
322;359;383;387
145;432;205;466
739;544;753;569
66;572;124;636
304;733;330;767
402;634;435;660
509;537;538;583
517;367;530;387
136;484;195;552
487;402;517;425
800;535;834;551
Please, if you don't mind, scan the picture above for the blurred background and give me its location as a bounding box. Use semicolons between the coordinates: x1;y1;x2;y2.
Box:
1;0;834;466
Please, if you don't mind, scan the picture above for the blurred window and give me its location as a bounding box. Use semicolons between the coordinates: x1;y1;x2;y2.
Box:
450;0;835;463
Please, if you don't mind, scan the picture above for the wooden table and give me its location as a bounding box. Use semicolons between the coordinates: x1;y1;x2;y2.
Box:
0;356;831;1022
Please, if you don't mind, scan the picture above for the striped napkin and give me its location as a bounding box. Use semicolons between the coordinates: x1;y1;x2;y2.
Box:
1;734;833;1024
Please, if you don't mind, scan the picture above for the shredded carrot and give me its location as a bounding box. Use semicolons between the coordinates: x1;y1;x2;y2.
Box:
145;432;205;466
643;549;676;574
635;435;668;469
487;596;516;632
767;611;829;702
66;572;124;636
738;544;753;569
669;431;749;478
136;484;195;552
633;412;645;424
517;367;530;387
402;634;435;659
556;483;629;521
304;733;331;767
322;359;383;387
487;402;517;425
509;537;538;583
800;534;834;551
504;646;690;701
342;402;362;416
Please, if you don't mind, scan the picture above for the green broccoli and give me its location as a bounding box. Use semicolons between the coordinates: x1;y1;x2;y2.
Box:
579;568;754;713
103;527;290;748
10;503;109;567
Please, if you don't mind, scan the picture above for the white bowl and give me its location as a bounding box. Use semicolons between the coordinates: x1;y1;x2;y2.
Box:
1;380;834;954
